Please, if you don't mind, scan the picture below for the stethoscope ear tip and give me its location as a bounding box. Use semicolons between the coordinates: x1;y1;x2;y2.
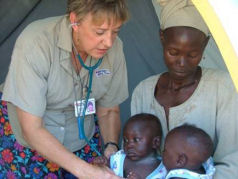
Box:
69;22;79;27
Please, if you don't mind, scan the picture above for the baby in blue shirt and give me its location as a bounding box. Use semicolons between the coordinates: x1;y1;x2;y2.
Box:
93;113;167;179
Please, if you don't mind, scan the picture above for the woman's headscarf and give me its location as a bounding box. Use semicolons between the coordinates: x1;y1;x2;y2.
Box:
157;0;209;36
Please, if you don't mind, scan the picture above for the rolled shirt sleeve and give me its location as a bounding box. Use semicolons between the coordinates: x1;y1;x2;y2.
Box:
3;30;50;118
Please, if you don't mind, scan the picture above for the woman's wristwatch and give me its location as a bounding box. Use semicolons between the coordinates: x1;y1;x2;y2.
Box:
104;142;119;151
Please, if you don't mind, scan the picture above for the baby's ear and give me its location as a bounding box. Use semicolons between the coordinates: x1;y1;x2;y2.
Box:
152;136;161;149
176;153;187;168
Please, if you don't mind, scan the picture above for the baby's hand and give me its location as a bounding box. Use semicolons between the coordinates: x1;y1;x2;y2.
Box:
92;156;109;167
126;170;141;179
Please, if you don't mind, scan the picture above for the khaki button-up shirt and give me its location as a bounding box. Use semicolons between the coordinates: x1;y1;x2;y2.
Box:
3;15;128;152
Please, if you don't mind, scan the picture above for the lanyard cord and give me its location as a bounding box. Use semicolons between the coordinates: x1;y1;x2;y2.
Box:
72;51;90;100
72;44;102;156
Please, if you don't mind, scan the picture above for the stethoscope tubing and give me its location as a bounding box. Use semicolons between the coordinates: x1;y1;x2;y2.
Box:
76;54;103;156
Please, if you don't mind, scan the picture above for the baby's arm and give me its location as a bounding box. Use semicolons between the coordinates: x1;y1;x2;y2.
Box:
92;156;110;167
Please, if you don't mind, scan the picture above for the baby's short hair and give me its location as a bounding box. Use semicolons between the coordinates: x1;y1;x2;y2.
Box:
126;113;162;137
169;124;213;159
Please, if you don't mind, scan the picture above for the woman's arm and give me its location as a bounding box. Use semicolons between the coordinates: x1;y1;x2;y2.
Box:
97;105;121;158
17;107;120;178
213;74;238;179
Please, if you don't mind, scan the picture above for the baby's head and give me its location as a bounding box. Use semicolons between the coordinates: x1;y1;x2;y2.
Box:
123;113;162;161
163;124;213;172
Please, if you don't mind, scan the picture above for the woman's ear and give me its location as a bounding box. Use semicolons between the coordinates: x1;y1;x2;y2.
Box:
69;12;79;31
176;153;187;168
152;136;161;149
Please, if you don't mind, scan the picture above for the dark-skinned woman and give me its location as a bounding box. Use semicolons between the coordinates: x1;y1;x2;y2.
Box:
131;0;238;178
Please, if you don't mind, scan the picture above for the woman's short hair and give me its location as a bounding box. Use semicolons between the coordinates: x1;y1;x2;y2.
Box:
67;0;129;24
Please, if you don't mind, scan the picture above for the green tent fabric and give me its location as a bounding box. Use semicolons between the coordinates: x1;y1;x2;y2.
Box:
0;0;40;44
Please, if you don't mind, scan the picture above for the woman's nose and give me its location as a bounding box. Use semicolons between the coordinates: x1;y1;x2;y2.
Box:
177;56;185;67
103;33;113;48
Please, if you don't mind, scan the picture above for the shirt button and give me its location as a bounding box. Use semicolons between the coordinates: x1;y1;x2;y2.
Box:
60;127;64;131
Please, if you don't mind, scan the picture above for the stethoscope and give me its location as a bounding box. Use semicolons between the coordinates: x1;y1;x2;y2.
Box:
75;53;102;156
70;21;103;155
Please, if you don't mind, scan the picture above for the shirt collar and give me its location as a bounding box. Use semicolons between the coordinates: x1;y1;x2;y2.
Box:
56;15;72;53
165;157;215;179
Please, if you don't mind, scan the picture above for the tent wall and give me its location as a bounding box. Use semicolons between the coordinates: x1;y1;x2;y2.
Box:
0;0;67;84
119;0;166;125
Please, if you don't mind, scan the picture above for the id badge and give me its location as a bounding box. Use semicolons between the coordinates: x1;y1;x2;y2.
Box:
74;98;96;117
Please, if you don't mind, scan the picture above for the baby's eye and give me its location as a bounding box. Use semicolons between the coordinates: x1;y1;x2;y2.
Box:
123;138;128;143
134;138;140;142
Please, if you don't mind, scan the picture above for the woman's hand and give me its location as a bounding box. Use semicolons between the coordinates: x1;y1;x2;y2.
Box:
84;164;122;179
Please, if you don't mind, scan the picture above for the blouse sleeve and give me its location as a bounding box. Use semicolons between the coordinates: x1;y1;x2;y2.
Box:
213;72;238;179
